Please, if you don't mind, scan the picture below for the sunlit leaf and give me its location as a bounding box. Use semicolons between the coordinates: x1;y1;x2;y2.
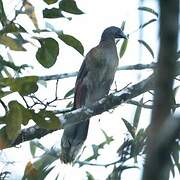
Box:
59;0;84;14
138;40;154;58
23;1;39;29
58;32;84;55
36;38;59;68
0;35;26;51
43;0;58;5
43;8;64;18
138;6;158;17
120;39;128;58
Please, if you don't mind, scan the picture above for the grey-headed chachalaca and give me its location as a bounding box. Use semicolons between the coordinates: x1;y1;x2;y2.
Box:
60;26;127;163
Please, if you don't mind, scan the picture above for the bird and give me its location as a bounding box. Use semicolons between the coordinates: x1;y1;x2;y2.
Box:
60;26;127;163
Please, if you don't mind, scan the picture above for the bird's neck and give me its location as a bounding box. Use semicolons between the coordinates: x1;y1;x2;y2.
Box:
99;37;116;48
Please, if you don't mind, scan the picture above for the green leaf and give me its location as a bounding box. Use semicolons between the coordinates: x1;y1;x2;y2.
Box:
5;101;23;140
33;110;61;129
59;0;84;14
139;19;157;29
0;54;29;72
138;6;158;17
0;35;26;51
133;98;143;132
0;76;38;96
43;8;64;18
0;127;12;149
121;21;126;31
36;38;59;68
30;141;37;157
122;118;135;138
120;39;128;58
0;22;26;35
43;0;58;5
138;40;154;58
0;0;7;26
101;129;113;144
58;32;84;55
86;171;95;180
64;87;74;98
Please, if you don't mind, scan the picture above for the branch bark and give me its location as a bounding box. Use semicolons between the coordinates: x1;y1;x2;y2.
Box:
12;73;155;147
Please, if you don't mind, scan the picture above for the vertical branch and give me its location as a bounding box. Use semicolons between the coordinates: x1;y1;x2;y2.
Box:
142;1;179;180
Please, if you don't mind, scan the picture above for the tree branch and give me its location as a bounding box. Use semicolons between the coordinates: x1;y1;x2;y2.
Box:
12;73;155;147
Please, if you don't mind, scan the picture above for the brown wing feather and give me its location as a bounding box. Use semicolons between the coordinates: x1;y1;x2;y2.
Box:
74;60;88;108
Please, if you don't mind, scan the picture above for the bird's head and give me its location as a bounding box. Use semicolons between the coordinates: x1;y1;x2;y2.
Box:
101;26;127;41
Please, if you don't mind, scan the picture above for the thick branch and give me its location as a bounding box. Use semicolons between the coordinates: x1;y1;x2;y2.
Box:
12;73;155;147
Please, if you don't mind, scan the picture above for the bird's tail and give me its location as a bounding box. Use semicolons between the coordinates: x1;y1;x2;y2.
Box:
60;120;89;163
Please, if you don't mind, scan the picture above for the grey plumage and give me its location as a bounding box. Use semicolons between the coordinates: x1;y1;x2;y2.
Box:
60;26;126;163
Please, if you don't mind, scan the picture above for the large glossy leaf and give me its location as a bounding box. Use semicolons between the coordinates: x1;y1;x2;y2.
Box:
43;0;58;4
138;6;158;17
43;8;64;18
0;35;26;51
58;32;84;55
138;40;154;58
59;0;84;14
36;38;59;68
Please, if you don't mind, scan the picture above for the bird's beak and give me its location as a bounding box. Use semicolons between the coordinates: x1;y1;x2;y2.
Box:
121;32;127;39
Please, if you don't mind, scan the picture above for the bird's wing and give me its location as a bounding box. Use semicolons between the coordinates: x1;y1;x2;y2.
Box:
74;59;88;108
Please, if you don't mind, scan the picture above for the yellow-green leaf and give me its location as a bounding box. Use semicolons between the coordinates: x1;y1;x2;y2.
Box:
120;39;128;58
0;35;26;51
